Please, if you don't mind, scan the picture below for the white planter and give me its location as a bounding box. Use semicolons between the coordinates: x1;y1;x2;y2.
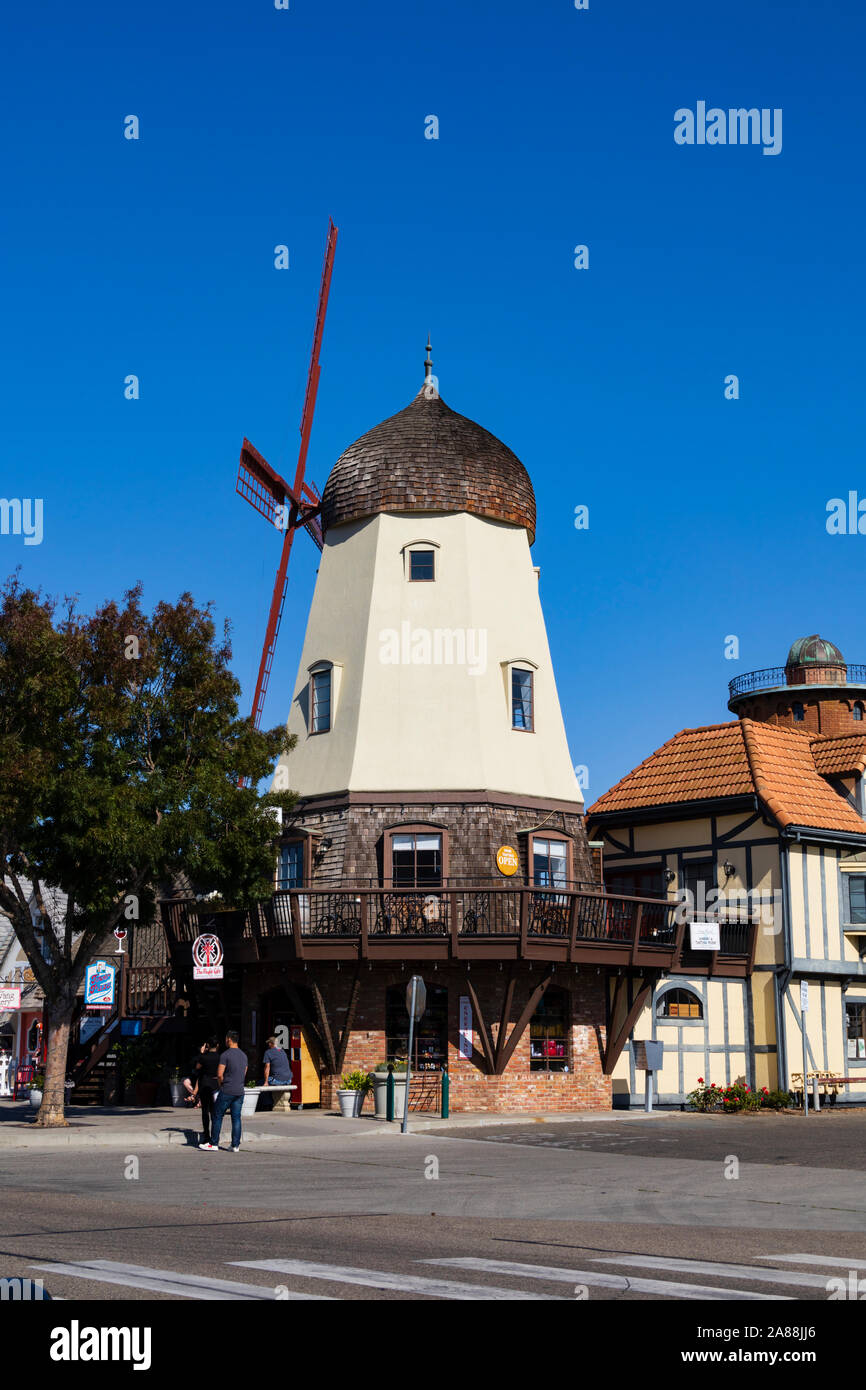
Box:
241;1090;260;1117
28;1089;42;1109
372;1072;407;1119
337;1088;365;1118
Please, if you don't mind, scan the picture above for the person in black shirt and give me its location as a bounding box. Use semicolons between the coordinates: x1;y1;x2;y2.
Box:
191;1038;221;1147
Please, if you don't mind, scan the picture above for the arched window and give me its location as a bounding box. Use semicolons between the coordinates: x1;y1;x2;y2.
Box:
854;703;864;722
529;985;569;1071
656;988;703;1020
792;702;805;723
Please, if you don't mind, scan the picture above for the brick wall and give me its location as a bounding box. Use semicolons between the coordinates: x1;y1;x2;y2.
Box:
736;691;866;734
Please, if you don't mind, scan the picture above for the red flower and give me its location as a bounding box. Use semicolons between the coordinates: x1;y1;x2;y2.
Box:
698;1077;704;1084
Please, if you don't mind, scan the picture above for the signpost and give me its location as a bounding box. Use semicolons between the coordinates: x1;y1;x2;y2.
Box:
634;1039;664;1113
800;979;810;1116
458;995;473;1060
192;933;224;981
689;920;721;951
495;845;519;877
84;960;116;1012
401;975;426;1134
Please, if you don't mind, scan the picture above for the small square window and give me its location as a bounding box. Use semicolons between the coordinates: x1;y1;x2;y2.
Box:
409;550;435;582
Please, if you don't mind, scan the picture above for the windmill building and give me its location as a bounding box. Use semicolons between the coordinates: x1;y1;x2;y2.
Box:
159;353;754;1113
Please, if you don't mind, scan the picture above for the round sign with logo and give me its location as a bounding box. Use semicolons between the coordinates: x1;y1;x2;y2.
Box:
495;845;519;877
192;933;224;980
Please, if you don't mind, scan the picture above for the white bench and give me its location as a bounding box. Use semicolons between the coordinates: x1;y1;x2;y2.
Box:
241;1084;297;1115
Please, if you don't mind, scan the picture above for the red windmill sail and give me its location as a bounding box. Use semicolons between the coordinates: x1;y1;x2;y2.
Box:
236;218;338;732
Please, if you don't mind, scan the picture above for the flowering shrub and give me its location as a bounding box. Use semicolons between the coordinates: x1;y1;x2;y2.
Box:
687;1079;790;1112
686;1079;720;1112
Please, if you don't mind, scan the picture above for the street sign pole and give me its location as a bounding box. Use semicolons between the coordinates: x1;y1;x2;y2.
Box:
401;976;418;1135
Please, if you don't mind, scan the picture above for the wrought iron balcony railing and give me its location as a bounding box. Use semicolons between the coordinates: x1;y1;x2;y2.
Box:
729;664;866;699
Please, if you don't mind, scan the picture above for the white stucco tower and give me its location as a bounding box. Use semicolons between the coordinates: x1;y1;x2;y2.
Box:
273;354;590;889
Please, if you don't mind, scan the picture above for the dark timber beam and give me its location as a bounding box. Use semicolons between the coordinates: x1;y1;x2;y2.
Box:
309;979;338;1075
494;968;517;1074
602;974;658;1075
497;972;553;1074
285;981;330;1074
465;976;495;1074
335;972;362;1074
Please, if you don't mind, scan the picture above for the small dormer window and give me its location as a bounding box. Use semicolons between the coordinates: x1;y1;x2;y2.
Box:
409;549;435;582
512;667;534;731
311;668;331;733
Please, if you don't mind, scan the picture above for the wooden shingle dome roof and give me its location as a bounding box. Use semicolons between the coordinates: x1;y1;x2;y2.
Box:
321;388;536;543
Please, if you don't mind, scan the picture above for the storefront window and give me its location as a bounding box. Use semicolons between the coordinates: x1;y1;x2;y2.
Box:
846;1002;866;1061
385;985;447;1070
529;986;568;1072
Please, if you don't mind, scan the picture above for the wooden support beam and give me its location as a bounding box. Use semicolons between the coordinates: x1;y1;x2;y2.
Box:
465;976;495;1074
497;972;553;1074
285;981;329;1074
310;979;338;1075
335;972;362;1074
629;905;644;966
494;968;517;1075
602;973;657;1075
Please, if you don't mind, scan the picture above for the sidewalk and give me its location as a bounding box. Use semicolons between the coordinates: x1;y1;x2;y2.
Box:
0;1099;673;1150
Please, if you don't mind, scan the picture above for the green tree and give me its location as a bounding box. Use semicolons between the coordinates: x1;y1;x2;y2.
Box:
0;576;296;1126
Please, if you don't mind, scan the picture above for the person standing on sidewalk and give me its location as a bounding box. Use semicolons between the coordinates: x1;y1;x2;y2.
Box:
202;1032;247;1152
192;1038;221;1147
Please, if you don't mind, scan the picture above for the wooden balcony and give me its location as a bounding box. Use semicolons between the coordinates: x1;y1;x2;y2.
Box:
160;888;757;976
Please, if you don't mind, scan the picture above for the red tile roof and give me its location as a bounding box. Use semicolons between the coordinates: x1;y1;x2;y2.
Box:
588;720;866;836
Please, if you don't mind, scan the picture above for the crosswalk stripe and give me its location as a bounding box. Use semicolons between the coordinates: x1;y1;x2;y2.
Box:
756;1253;866;1270
591;1254;832;1290
232;1258;566;1300
423;1257;789;1301
30;1260;332;1301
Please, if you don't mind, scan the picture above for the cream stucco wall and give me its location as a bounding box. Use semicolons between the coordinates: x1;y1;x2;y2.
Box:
273;510;582;802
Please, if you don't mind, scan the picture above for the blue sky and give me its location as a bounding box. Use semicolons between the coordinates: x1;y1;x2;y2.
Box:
3;0;865;799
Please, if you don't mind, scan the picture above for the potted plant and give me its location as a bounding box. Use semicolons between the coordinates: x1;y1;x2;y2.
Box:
168;1068;187;1108
371;1060;408;1120
242;1080;261;1117
28;1072;45;1109
337;1069;372;1117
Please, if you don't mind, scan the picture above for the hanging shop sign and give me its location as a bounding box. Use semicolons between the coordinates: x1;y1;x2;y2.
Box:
192;933;224;981
495;845;519;877
0;986;21;1010
689;920;721;951
84;960;116;1011
458;995;473;1059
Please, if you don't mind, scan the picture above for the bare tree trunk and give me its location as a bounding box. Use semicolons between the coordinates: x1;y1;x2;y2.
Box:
36;992;76;1128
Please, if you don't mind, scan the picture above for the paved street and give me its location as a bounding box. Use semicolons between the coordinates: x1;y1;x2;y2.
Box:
1;1106;865;1301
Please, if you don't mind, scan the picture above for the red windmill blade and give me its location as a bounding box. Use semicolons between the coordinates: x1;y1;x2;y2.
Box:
236;218;338;733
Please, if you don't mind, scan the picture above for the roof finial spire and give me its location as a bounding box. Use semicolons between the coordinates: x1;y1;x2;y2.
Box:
424;335;433;380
